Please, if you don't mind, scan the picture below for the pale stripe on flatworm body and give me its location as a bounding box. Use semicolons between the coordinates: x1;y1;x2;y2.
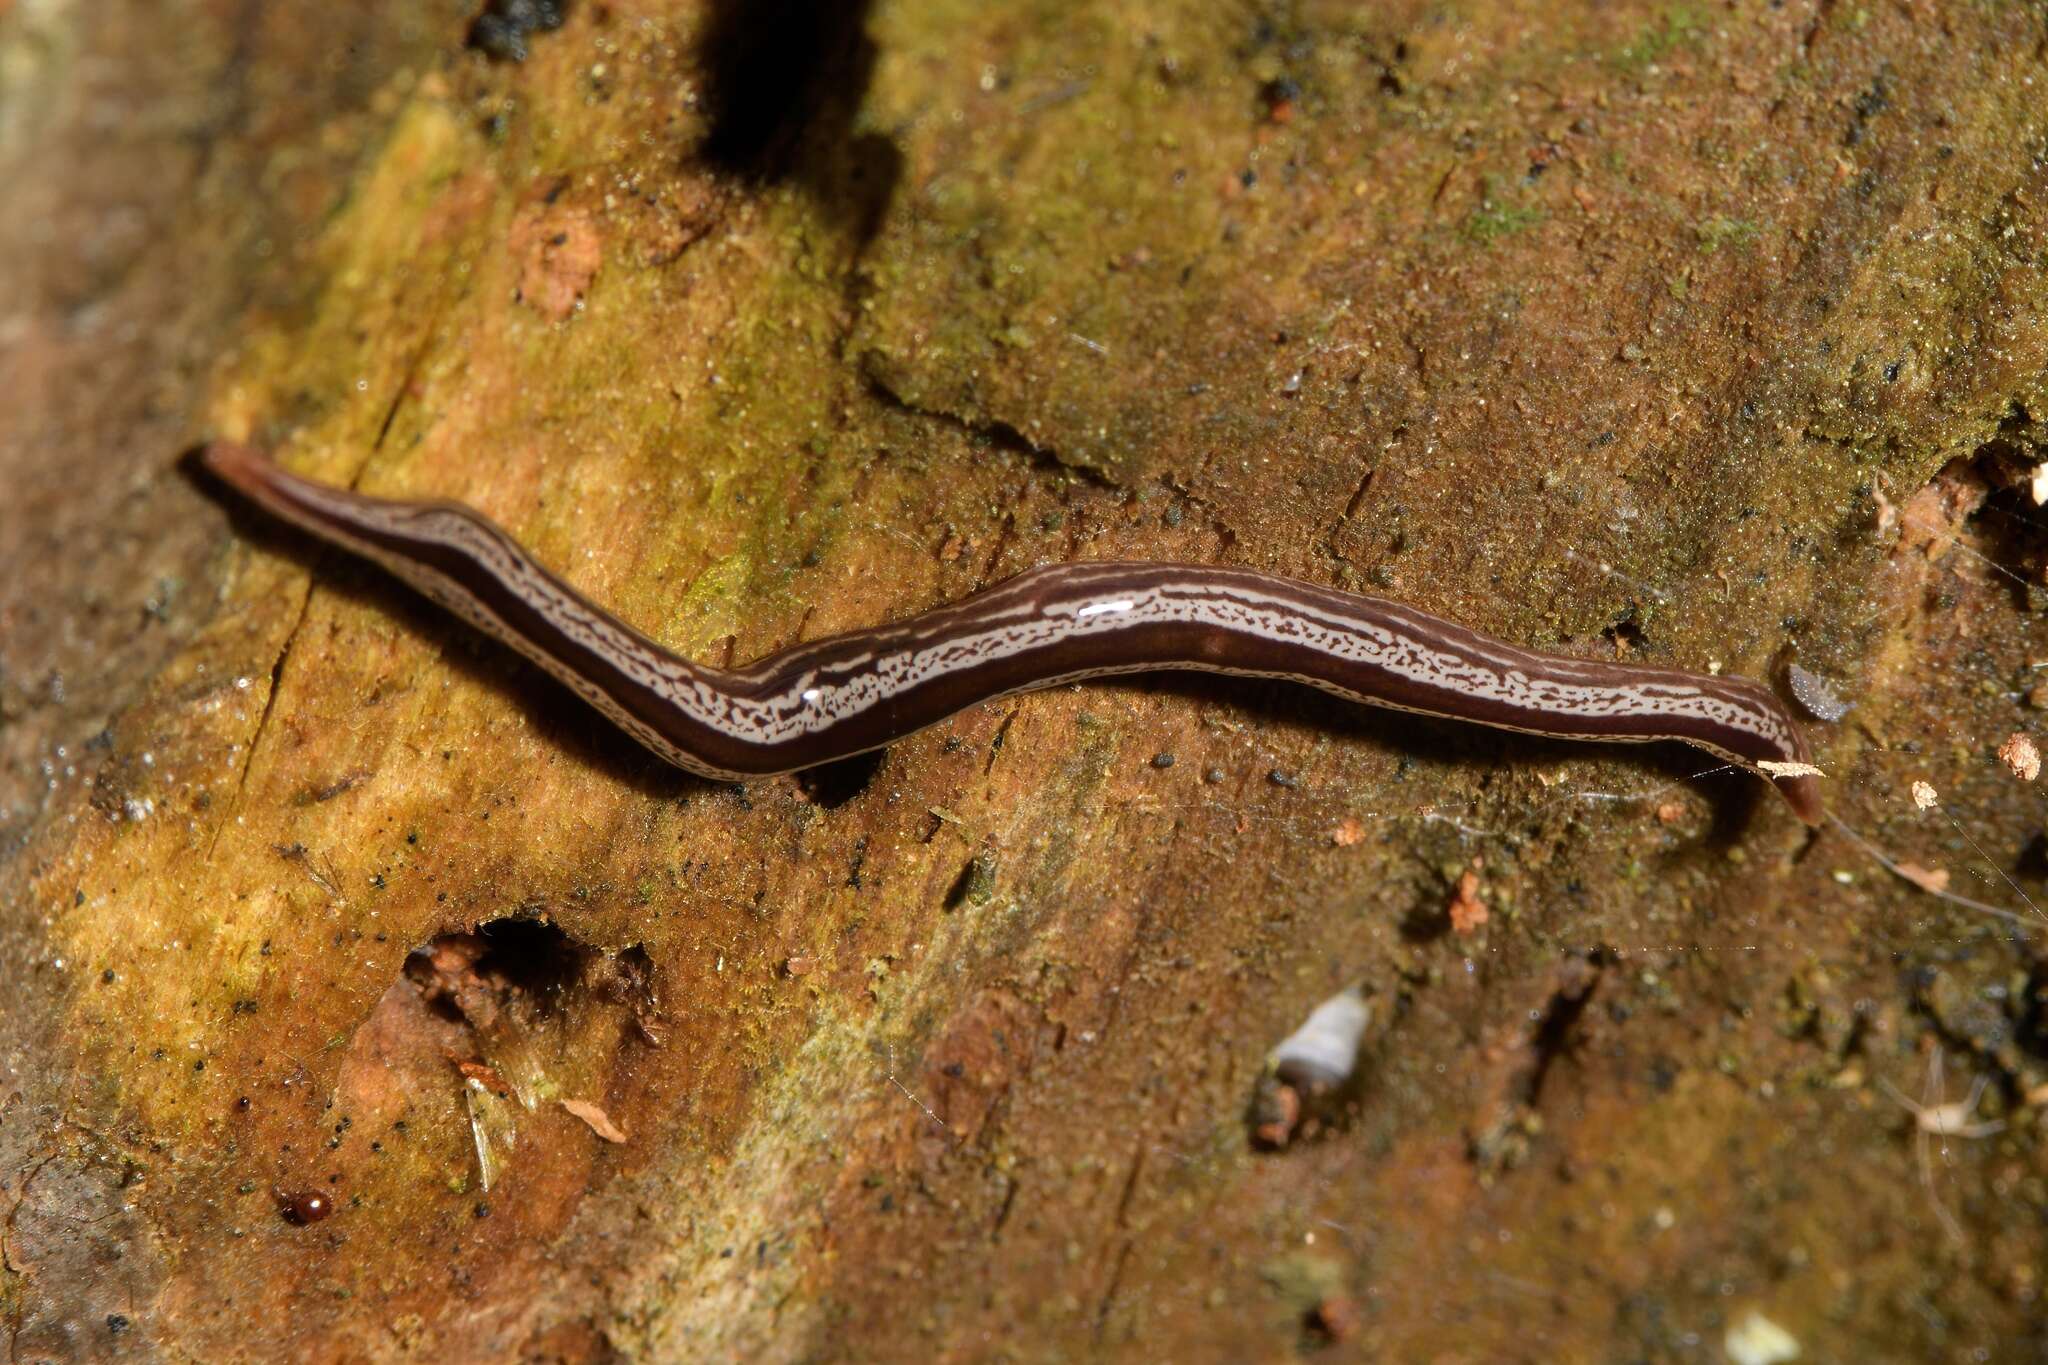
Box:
198;443;1822;824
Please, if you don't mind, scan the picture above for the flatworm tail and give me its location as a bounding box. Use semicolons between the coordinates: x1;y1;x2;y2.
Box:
199;442;1823;824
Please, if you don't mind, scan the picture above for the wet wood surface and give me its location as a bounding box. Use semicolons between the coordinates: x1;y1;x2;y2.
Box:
3;1;2047;1358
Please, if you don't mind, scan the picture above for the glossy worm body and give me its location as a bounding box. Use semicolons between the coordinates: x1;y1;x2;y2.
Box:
200;444;1822;824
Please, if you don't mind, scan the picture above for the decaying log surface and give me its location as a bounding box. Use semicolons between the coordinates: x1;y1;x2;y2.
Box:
4;1;2047;1359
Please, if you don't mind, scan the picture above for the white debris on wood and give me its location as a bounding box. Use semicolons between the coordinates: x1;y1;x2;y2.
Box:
1785;663;1850;722
1271;987;1372;1090
1997;732;2040;782
464;1077;519;1193
562;1098;628;1143
1725;1309;1801;1365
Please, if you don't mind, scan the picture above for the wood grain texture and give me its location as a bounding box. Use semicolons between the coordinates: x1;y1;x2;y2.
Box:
4;1;2047;1360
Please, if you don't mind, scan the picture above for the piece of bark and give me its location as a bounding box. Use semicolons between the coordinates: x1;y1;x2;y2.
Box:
5;2;2048;1361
